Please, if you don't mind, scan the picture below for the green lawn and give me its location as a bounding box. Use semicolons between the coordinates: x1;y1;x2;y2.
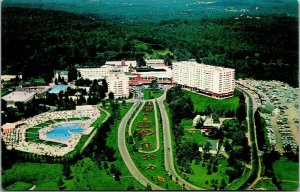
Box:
43;120;56;124
253;179;278;190
5;181;32;190
67;117;82;121
184;157;230;189
180;118;209;147
2;163;63;190
182;129;209;147
281;181;299;190
273;157;299;181
54;119;66;122
182;89;239;113
143;89;164;100
273;157;299;190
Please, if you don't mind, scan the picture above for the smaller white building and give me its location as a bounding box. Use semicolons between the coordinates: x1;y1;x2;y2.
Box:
106;72;129;98
145;59;166;67
77;66;110;80
1;75;22;81
105;60;137;67
2;91;36;108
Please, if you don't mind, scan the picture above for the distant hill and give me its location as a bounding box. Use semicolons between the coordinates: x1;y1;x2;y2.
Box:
2;0;298;21
1;7;298;86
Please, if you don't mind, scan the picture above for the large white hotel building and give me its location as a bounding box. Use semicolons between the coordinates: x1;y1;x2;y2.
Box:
172;60;235;98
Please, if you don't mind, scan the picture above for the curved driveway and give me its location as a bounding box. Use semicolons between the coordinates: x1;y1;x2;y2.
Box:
118;96;164;190
157;89;206;190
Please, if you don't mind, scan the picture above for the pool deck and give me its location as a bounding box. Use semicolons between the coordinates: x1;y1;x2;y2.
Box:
4;106;100;156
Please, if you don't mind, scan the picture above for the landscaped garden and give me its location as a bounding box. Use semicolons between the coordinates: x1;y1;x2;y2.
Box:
143;89;164;100
131;101;157;151
126;100;181;190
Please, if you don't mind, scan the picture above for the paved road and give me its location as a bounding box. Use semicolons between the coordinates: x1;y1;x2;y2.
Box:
28;185;36;190
237;86;261;189
118;89;164;190
80;107;110;153
128;101;145;136
156;89;206;190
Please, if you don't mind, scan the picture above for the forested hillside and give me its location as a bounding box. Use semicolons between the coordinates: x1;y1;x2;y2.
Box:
2;7;298;86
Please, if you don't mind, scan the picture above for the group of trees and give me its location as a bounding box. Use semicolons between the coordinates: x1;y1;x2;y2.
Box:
54;75;67;85
222;119;251;182
166;86;194;125
2;98;49;124
2;7;298;86
166;86;201;175
254;111;268;151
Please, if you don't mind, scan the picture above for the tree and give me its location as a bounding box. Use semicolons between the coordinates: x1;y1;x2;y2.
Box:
207;161;212;175
63;163;72;179
203;141;212;154
150;80;158;89
220;178;227;190
15;102;25;113
102;79;108;93
109;92;114;100
236;103;246;123
55;78;58;85
71;158;98;190
204;105;212;115
127;183;135;190
146;184;152;190
58;177;65;190
68;67;77;82
103;162;108;170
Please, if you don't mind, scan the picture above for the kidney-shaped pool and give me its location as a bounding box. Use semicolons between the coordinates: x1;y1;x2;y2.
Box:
46;123;84;142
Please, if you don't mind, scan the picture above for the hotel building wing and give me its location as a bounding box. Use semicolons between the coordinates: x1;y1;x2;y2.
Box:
173;61;235;98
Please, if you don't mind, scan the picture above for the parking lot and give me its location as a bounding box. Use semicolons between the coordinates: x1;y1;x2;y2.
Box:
237;79;298;154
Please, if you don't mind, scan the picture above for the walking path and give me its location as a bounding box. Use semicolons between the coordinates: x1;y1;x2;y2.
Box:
80;107;110;153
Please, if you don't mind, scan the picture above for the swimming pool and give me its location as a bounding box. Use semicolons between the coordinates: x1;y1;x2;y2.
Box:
49;85;68;94
46;123;84;142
